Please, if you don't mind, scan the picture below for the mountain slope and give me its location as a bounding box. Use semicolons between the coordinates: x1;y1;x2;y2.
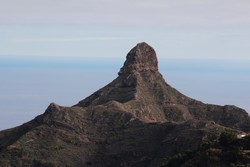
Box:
0;42;249;167
76;42;249;130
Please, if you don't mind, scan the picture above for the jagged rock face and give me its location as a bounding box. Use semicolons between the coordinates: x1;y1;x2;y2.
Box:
0;42;249;167
76;42;197;122
76;42;250;127
118;42;158;75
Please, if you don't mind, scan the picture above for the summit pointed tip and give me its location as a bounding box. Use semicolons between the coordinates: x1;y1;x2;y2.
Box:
119;42;158;75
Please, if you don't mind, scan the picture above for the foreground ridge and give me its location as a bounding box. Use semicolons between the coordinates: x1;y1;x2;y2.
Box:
0;42;249;167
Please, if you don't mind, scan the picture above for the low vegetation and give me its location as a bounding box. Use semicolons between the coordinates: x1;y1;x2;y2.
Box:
164;131;250;167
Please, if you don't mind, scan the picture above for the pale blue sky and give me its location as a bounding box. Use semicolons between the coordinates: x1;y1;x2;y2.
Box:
1;26;250;60
0;0;250;130
0;0;250;59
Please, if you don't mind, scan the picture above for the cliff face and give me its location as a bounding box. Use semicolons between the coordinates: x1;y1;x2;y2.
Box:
0;42;249;167
77;42;249;130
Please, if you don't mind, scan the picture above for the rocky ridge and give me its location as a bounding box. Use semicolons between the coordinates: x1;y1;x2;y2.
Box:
0;42;249;167
77;42;249;130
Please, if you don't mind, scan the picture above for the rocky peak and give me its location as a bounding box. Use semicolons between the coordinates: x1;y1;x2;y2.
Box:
76;42;250;127
118;42;158;75
0;42;250;167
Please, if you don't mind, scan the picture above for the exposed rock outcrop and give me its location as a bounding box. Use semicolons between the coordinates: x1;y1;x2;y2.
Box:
0;42;249;167
76;42;250;129
118;42;158;75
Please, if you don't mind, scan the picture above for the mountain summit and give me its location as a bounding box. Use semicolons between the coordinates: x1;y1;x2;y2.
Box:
118;42;158;75
76;42;249;128
0;42;249;167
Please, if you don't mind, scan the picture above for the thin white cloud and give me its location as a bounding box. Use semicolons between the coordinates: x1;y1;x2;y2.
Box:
12;37;133;43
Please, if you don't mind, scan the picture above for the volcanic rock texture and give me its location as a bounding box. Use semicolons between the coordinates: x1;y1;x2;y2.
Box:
0;42;249;167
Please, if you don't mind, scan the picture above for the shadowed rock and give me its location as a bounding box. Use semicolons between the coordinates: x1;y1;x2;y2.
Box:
118;42;158;75
76;42;250;127
0;42;249;167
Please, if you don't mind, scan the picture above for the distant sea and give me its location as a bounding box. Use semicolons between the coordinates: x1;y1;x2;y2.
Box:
0;56;249;130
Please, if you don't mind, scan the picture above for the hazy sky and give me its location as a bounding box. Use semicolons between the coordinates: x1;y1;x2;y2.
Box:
1;0;250;27
1;0;250;59
0;0;250;130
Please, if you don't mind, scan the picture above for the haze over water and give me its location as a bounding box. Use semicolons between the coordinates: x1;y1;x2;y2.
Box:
0;56;249;130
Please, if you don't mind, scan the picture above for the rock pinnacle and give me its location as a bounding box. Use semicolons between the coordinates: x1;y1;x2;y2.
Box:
118;42;158;75
0;42;249;167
